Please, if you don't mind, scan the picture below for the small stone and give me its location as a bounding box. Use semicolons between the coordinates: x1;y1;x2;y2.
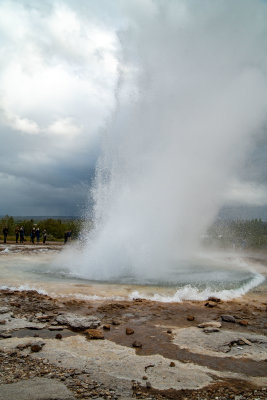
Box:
187;315;194;321
0;320;6;325
126;327;134;335
221;315;236;323
132;340;142;348
208;296;221;303
169;362;175;367
167;329;172;334
112;320;120;326
31;343;43;352
103;324;111;330
146;381;152;389
239;320;249;326
55;333;62;340
86;329;104;339
239;337;252;346
205;301;217;308
142;376;148;380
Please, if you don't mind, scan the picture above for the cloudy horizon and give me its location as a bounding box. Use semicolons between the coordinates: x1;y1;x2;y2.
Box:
0;0;267;220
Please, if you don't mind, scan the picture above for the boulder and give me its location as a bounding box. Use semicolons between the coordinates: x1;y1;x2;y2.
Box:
198;321;222;328
221;315;236;323
85;329;104;339
56;313;100;330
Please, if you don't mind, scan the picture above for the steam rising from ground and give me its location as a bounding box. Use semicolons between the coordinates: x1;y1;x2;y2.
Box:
62;1;267;282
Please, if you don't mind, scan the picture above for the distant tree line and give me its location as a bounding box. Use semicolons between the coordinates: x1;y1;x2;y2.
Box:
0;215;84;242
205;218;267;249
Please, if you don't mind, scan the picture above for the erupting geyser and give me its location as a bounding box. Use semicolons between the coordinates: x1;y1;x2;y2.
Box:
59;1;267;285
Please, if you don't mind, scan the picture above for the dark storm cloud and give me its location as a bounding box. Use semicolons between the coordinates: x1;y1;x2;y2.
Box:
0;0;267;218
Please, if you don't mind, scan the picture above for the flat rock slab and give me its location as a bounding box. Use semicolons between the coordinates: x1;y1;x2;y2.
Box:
0;377;75;400
173;327;267;360
0;314;46;331
56;313;100;329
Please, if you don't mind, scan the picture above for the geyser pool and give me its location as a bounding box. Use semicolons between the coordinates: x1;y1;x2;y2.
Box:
0;246;265;302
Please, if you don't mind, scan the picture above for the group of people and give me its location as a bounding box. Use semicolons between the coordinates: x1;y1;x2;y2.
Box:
2;226;47;244
28;227;47;244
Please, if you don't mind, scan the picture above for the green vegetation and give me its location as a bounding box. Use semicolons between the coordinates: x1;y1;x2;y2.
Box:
0;215;85;242
205;218;267;249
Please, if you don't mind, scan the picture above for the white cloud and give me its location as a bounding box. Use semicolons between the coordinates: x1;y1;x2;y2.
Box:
225;181;267;206
47;118;81;136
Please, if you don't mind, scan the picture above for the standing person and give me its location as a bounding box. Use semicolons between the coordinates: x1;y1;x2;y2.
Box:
36;227;40;243
64;231;68;244
42;229;47;244
15;226;20;243
30;228;36;244
3;227;8;244
19;226;24;243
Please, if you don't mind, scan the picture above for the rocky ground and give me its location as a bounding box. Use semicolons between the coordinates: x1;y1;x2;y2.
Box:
0;286;266;400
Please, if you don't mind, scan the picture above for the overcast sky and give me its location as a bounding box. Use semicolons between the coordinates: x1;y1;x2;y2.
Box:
0;0;267;218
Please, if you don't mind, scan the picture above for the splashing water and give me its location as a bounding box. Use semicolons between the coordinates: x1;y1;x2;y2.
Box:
57;1;267;290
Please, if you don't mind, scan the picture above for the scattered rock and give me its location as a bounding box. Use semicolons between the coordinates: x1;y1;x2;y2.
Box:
48;326;65;331
31;343;45;353
187;315;194;321
55;333;62;340
169;362;175;367
0;306;10;314
16;343;31;350
198;321;222;328
126;327;134;335
207;296;221;303
239;320;249;326
56;313;100;330
203;327;220;333
85;329;104;340
0;332;12;338
205;301;217;308
221;315;236;323
146;381;152;389
102;324;111;330
132;341;142;348
144;364;155;372
238;337;252;346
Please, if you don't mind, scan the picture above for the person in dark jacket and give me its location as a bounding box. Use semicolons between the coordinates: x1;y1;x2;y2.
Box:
15;226;20;243
42;229;47;244
3;227;8;244
30;228;36;244
36;228;40;243
19;226;24;243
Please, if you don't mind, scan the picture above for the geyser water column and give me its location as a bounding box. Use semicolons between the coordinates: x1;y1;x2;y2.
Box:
67;1;267;282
